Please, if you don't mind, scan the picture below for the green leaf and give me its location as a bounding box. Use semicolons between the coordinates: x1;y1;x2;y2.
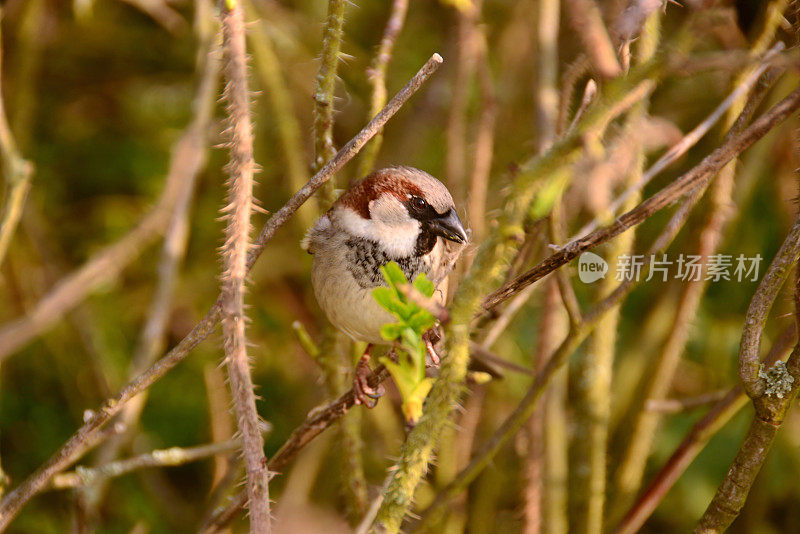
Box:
412;273;435;297
408;309;435;333
380;322;403;341
400;377;435;426
380;261;409;288
372;287;404;316
380;357;416;399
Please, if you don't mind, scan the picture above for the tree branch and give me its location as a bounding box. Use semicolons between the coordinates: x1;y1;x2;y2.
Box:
219;2;270;531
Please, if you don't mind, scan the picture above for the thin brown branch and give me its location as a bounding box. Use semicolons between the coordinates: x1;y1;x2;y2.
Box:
469;342;536;376
0;54;442;531
565;80;598;137
481;85;800;315
200;364;391;533
557;56;591;135
549;201;582;325
645;391;731;413
219;3;270;531
51;439;242;490
738;214;800;399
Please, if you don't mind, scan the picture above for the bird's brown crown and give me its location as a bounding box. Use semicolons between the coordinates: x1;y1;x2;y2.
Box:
336;168;424;220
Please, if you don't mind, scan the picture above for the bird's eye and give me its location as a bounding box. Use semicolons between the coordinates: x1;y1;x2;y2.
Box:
411;196;427;210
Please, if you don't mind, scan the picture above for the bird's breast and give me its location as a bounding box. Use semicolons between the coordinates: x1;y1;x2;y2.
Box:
343;237;430;289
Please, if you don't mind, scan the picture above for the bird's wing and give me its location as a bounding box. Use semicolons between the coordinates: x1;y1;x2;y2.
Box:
300;214;332;254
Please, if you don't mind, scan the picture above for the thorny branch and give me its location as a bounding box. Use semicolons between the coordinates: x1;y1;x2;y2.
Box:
313;0;346;207
219;2;270;532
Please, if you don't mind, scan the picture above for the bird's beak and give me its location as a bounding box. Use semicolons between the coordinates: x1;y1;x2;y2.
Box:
430;209;468;244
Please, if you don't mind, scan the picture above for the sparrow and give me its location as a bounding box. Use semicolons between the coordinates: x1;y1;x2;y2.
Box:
302;166;469;406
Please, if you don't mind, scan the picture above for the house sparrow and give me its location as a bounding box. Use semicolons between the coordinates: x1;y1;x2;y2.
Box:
303;166;468;406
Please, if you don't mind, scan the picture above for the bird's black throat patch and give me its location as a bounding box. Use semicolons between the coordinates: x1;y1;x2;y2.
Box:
345;237;430;289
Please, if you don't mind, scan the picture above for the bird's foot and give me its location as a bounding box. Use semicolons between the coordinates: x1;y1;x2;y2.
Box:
423;330;441;368
353;352;384;408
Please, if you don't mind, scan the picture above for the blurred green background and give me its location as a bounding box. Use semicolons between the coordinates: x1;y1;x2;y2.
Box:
1;0;800;532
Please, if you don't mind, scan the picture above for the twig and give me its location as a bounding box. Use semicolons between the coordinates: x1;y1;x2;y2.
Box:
614;325;796;534
645;391;731;413
572;43;785;241
694;218;800;532
292;321;321;360
482;84;800;314
564;0;622;78
0;54;442;531
469;342;536;376
219;3;270;532
739;216;800;398
0;8;34;267
357;0;409;177
549;201;582;325
51;439;242;490
313;0;346;206
200;364;391;533
565;80;598;137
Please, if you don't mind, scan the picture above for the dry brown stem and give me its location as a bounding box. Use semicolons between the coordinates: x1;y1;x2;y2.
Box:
219;3;270;531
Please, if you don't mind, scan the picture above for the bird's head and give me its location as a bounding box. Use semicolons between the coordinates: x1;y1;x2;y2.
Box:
331;166;468;257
